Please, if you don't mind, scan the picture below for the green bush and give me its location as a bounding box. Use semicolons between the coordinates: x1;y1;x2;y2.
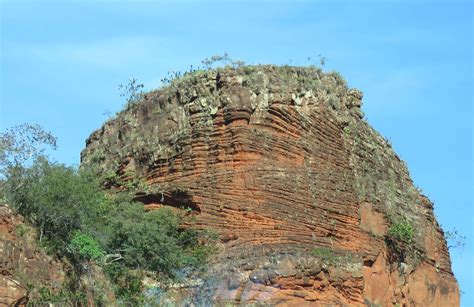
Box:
388;218;414;243
15;224;28;237
69;231;105;261
27;286;87;306
3;158;106;255
1;124;216;303
4;159;214;270
107;205;212;277
2;156;215;301
104;262;144;305
385;217;419;264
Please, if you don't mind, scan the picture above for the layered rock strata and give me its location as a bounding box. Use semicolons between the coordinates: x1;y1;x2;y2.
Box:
81;65;459;306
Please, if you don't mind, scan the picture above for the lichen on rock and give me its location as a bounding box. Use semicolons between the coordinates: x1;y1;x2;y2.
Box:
80;65;459;306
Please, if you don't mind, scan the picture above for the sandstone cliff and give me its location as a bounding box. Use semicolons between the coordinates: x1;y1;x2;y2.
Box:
80;65;459;306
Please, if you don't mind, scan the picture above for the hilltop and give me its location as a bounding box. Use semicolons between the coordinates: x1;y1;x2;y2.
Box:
80;64;459;305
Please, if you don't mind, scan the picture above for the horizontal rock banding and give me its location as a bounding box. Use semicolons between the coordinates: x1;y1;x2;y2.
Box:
81;65;459;306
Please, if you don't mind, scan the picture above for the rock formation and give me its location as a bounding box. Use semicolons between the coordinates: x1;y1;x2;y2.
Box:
0;204;66;306
0;204;114;306
79;65;459;306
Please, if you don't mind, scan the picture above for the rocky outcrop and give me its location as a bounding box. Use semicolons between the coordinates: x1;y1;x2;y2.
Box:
0;204;115;306
0;204;66;306
81;65;459;306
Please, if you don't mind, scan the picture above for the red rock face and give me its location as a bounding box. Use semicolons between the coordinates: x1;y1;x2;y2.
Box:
0;204;116;306
81;65;459;306
0;204;66;306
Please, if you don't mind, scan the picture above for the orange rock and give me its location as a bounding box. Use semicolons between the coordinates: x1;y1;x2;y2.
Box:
0;205;66;306
81;65;460;306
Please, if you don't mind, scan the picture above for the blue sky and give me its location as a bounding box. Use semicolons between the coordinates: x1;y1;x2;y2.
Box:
1;0;472;304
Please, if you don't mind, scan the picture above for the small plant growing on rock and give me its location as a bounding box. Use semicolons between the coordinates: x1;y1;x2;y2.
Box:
311;247;337;264
385;217;419;264
388;218;414;243
201;52;245;69
318;54;327;67
119;78;144;109
445;228;466;250
201;52;232;68
15;224;28;237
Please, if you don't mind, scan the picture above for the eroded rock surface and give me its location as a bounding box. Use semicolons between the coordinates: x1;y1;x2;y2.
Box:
0;204;66;306
0;204;115;306
81;65;459;306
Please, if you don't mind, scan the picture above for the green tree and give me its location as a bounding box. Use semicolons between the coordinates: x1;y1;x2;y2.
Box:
107;205;211;277
0;123;57;178
4;158;106;254
1;124;215;302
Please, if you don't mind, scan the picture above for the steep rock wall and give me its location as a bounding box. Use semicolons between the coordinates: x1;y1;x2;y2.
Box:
81;65;459;306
